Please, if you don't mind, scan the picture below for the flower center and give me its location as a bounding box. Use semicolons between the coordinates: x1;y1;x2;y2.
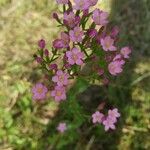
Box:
56;90;62;96
37;88;43;94
72;54;78;61
105;41;111;49
96;115;100;120
59;75;64;82
75;31;80;37
79;1;84;8
68;18;74;25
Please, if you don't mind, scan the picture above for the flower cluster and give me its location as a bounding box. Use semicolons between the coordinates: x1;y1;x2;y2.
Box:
92;108;120;131
32;0;131;132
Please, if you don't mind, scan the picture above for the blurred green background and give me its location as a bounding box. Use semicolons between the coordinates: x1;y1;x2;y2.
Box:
0;0;150;149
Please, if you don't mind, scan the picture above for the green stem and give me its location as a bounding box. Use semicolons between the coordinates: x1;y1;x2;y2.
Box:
79;43;89;58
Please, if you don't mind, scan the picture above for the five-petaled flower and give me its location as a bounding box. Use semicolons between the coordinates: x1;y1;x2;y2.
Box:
121;46;131;59
108;108;120;123
92;111;104;124
108;60;124;76
101;36;116;51
53;32;70;49
32;83;48;100
103;117;116;131
73;0;90;10
57;122;67;133
69;26;84;42
92;9;109;26
61;32;70;48
64;12;80;28
66;47;84;65
52;70;69;86
51;86;66;102
103;108;120;131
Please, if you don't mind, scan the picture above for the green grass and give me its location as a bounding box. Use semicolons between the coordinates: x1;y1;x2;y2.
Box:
0;0;150;149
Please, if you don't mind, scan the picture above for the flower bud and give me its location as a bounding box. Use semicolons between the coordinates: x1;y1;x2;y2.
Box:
102;78;109;85
38;39;45;49
53;39;64;49
44;49;49;56
111;26;119;38
64;63;71;69
36;56;42;63
53;12;59;20
98;68;104;76
83;9;89;17
87;29;97;38
49;64;58;71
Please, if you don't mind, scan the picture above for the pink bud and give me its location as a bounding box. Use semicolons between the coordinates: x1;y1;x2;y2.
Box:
91;55;99;61
98;68;104;76
53;39;64;49
36;57;42;63
83;9;89;16
87;29;97;38
44;49;49;56
38;39;45;49
102;78;109;85
53;12;59;20
49;64;58;71
64;63;71;69
105;55;113;62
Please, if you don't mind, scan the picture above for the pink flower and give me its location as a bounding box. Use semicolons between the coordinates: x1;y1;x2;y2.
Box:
121;46;131;59
108;108;120;123
38;39;45;49
113;54;122;61
89;0;98;6
113;54;125;65
53;32;70;49
51;86;66;102
108;60;124;76
53;39;65;49
66;47;84;65
100;36;117;51
92;9;109;26
32;83;48;100
57;122;67;133
103;117;116;131
73;0;90;10
110;26;120;38
56;0;68;4
103;108;120;131
87;29;97;38
92;111;104;124
52;70;69;86
64;12;80;28
61;32;70;48
69;26;84;42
